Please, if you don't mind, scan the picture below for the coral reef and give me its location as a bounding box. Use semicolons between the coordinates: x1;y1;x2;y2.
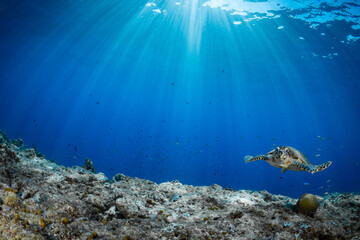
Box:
0;130;359;239
296;193;319;217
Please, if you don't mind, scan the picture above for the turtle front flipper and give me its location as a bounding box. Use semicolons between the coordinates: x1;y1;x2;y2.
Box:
244;155;269;163
290;161;332;174
279;159;293;173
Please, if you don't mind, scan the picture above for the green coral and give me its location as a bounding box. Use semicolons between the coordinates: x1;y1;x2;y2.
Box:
296;193;319;217
4;192;19;208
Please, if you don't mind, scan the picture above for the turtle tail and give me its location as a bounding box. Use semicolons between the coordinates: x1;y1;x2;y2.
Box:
244;155;269;163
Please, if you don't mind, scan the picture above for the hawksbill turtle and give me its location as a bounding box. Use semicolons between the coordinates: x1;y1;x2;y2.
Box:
244;146;332;173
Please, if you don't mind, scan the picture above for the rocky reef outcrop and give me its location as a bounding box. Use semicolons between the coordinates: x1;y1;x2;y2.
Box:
0;130;359;239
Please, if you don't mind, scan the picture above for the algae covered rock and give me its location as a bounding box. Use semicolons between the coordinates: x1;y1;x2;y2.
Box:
296;193;319;217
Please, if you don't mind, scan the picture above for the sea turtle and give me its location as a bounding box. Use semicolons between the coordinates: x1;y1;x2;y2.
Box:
244;146;332;173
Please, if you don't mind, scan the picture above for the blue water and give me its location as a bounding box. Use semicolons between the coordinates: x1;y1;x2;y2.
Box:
0;0;359;197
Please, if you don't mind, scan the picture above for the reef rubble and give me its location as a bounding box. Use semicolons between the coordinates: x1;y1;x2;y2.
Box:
0;131;359;240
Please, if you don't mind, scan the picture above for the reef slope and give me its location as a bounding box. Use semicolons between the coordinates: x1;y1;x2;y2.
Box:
0;131;359;240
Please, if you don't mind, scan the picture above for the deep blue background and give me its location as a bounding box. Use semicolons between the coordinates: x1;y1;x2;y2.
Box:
0;0;359;197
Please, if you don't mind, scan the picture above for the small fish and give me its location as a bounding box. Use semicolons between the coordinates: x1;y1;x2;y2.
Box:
304;182;310;186
74;146;77;152
315;154;320;157
271;138;277;141
327;179;331;183
73;156;77;159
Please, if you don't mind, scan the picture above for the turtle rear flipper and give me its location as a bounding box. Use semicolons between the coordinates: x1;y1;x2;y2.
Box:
244;155;269;163
291;161;332;174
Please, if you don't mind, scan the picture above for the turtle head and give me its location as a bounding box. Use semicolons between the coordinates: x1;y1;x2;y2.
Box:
275;146;291;160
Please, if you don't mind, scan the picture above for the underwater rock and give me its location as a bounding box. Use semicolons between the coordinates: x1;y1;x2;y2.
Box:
10;138;23;148
0;130;9;144
112;173;132;182
82;158;96;173
0;130;359;239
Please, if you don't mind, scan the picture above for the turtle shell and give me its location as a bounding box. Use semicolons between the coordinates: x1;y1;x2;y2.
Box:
286;146;311;164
